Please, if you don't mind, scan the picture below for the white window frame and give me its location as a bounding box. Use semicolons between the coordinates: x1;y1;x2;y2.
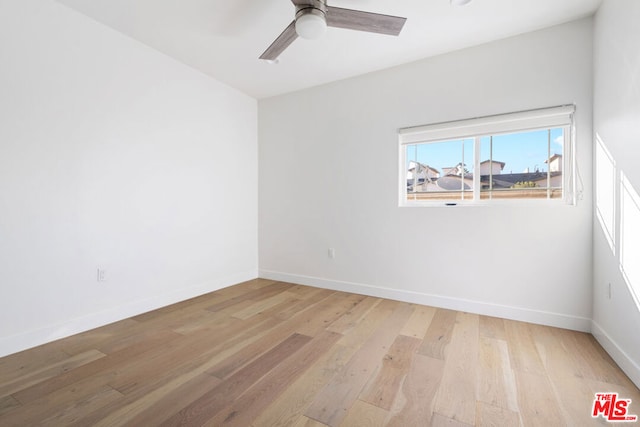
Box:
398;105;577;207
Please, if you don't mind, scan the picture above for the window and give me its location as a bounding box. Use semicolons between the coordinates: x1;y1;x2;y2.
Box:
620;172;640;309
399;105;576;206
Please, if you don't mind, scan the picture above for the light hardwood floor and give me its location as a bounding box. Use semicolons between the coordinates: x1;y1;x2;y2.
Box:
1;279;638;426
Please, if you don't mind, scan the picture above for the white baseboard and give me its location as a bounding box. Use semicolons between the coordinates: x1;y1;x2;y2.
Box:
591;321;640;389
259;269;592;332
0;270;257;358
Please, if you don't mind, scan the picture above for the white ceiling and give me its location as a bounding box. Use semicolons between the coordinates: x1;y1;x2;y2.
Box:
57;0;602;99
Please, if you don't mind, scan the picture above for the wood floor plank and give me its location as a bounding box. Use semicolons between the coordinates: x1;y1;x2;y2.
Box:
336;299;393;350
549;375;607;426
160;333;312;426
1;378;122;426
0;395;21;417
399;305;436;339
141;291;241;326
37;385;124;426
325;296;381;335
10;328;182;404
274;288;335;320
295;292;368;337
118;373;222;427
106;322;235;394
504;320;546;376
205;281;294;313
527;323;619;426
208;292;363;379
564;330;635;386
251;343;354;427
475;401;520;427
479;315;507;340
304;301;414;427
169;307;238;335
433;311;479;425
0;349;105;398
253;296;305;319
0;344;71;383
386;354;445;427
477;336;519;412
94;322;183;352
133;281;253;318
514;371;564;427
359;335;422;410
231;290;299;320
203;331;342;427
290;415;331;427
417;308;457;359
252;300;399;427
113;304;230;342
430;412;474;426
55;318;141;356
286;284;330;299
247;278;280;290
339;400;388;427
529;323;582;379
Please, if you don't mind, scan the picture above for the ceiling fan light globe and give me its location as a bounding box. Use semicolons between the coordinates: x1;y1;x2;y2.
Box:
450;0;473;5
295;12;327;39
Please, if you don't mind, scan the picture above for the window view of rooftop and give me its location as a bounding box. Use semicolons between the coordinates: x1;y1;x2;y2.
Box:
406;128;565;201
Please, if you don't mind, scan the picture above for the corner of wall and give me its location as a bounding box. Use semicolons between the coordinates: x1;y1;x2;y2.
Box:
591;320;640;388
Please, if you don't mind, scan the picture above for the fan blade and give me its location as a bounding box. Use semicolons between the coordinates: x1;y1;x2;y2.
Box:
260;20;298;60
291;0;312;5
326;7;406;36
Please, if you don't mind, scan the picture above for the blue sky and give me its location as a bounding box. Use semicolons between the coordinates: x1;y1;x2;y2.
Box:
407;128;564;175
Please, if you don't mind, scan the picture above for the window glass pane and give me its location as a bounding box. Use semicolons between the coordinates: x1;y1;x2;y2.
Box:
405;139;473;201
479;128;564;200
399;106;574;206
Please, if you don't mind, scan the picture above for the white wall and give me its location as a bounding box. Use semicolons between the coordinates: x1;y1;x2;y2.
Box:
259;19;594;331
592;0;640;386
0;0;258;356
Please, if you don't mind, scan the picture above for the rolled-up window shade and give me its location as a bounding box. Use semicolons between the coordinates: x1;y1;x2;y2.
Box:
399;105;575;145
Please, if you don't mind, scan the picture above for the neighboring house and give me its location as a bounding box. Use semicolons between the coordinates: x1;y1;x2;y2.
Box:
407;161;440;180
479;160;506;176
441;163;467;177
545;154;563;172
407;161;440;191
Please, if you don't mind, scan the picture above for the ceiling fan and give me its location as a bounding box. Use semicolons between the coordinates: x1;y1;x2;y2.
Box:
260;0;407;61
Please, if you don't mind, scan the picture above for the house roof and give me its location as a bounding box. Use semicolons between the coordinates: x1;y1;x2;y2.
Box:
545;154;563;163
481;171;562;188
480;160;506;167
436;176;471;191
408;162;440;174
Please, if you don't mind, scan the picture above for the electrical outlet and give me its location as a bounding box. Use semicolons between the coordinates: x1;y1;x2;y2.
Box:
97;268;107;282
328;248;335;259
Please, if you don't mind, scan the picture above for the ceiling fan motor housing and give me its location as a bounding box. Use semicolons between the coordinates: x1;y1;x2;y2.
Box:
294;0;327;18
295;0;328;39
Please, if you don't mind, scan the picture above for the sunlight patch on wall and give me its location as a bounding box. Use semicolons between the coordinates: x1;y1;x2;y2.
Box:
620;171;640;310
595;134;616;253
